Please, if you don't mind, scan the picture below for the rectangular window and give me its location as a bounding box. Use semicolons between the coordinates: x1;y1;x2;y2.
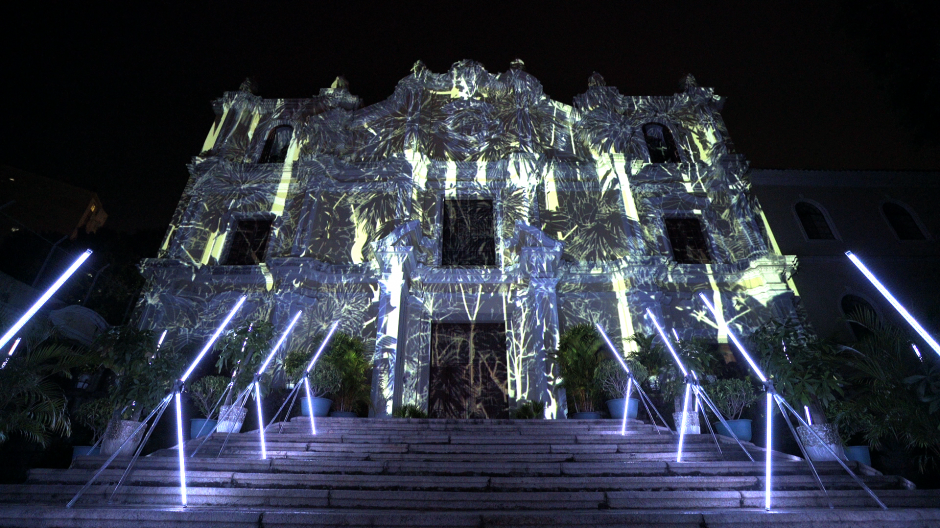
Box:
664;217;711;264
441;199;496;267
223;218;273;265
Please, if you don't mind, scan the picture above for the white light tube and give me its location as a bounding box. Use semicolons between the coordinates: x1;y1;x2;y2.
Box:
912;344;923;362
304;377;316;435
7;338;21;356
175;392;187;506
677;384;692;462
646;309;688;377
766;393;773;510
846;251;940;357
255;382;266;459
0;249;92;351
804;405;813;426
595;324;631;374
180;295;247;382
305;321;341;373
621;381;632;435
698;293;768;382
156;330;167;351
258;311;303;375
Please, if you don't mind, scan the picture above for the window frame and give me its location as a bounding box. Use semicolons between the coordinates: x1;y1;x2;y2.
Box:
792;199;841;242
220;215;275;266
641;121;684;164
662;216;713;265
439;198;498;268
256;123;294;164
879;200;930;241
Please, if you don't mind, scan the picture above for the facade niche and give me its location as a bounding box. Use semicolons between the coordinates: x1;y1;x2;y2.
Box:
258;125;293;163
642;123;680;163
664;217;711;264
794;201;835;240
882;202;925;240
441;199;496;267
223;218;273;265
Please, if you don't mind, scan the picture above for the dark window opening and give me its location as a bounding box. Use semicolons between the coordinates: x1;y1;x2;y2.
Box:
429;322;508;419
441;199;496;267
223;219;272;265
642;123;680;163
883;203;925;240
795;202;835;240
842;294;876;340
664;217;711;264
258;125;293;164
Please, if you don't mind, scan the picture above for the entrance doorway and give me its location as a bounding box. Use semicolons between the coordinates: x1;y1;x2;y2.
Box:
428;322;508;419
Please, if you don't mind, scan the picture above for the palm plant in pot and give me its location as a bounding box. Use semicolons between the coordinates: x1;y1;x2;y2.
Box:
324;333;371;417
283;348;341;417
95;326;181;456
186;375;229;439
594;358;647;420
749;318;846;461
73;397;111;457
549;324;605;419
708;378;759;441
835;309;940;474
213;321;275;432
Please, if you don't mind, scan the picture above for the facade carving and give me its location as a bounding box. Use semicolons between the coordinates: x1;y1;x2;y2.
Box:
136;60;799;418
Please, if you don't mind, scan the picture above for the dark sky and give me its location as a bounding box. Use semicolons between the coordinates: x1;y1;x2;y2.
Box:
3;1;938;233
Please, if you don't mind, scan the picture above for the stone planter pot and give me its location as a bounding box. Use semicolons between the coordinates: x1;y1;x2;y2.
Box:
570;411;602;419
607;398;639;420
100;419;144;456
330;411;358;417
796;423;846;461
713;419;752;442
71;445;100;459
844;445;872;466
189;418;218;439
301;397;332;417
216;405;246;433
673;411;701;434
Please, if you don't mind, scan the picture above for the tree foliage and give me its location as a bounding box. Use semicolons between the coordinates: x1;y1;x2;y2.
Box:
548;324;605;413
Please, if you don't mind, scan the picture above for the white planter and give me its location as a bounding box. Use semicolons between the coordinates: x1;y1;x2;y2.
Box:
217;405;246;433
797;423;846;461
673;411;700;434
100;419;144;456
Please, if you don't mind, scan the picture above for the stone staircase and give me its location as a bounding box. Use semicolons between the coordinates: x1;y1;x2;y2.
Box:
1;417;938;527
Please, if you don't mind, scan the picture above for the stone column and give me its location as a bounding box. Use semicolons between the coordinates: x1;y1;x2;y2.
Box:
371;229;417;417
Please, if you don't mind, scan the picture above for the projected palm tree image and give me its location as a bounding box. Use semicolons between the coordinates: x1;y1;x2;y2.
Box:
429;323;508;419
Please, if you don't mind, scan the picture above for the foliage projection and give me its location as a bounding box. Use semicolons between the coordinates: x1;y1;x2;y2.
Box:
139;60;798;418
429;323;508;419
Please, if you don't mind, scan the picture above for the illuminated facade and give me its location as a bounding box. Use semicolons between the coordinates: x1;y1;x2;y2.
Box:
137;60;798;418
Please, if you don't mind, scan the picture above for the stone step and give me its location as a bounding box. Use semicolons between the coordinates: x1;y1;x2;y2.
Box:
2;506;940;528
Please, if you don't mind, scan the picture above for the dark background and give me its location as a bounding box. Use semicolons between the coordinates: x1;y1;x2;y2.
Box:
2;1;938;235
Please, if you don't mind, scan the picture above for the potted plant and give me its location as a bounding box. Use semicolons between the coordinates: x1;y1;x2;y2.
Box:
186;375;229;439
72;398;112;458
708;378;759;441
510;400;546;419
283;348;340;417
213;321;275;432
749;319;846;461
393;404;429;418
549;324;605;419
833;309;940;473
594;358;646;420
324;333;371;417
95;327;180;456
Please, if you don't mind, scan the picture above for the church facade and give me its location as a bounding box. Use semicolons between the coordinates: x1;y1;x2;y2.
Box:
136;60;798;418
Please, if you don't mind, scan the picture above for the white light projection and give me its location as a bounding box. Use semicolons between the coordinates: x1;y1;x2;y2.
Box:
139;60;798;420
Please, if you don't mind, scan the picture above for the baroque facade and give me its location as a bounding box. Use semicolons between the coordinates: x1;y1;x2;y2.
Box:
137;60;798;418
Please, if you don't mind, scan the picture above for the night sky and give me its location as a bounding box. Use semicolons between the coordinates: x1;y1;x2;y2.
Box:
3;2;938;234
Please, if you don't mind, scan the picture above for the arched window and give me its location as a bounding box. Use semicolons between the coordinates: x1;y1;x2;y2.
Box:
642;123;680;163
795;202;835;240
882;202;926;240
258;125;293;164
841;294;876;340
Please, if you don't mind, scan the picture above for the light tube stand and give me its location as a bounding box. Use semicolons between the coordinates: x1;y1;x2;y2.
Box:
620;380;632;435
304;377;316;435
677;383;692;462
174;386;187;506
